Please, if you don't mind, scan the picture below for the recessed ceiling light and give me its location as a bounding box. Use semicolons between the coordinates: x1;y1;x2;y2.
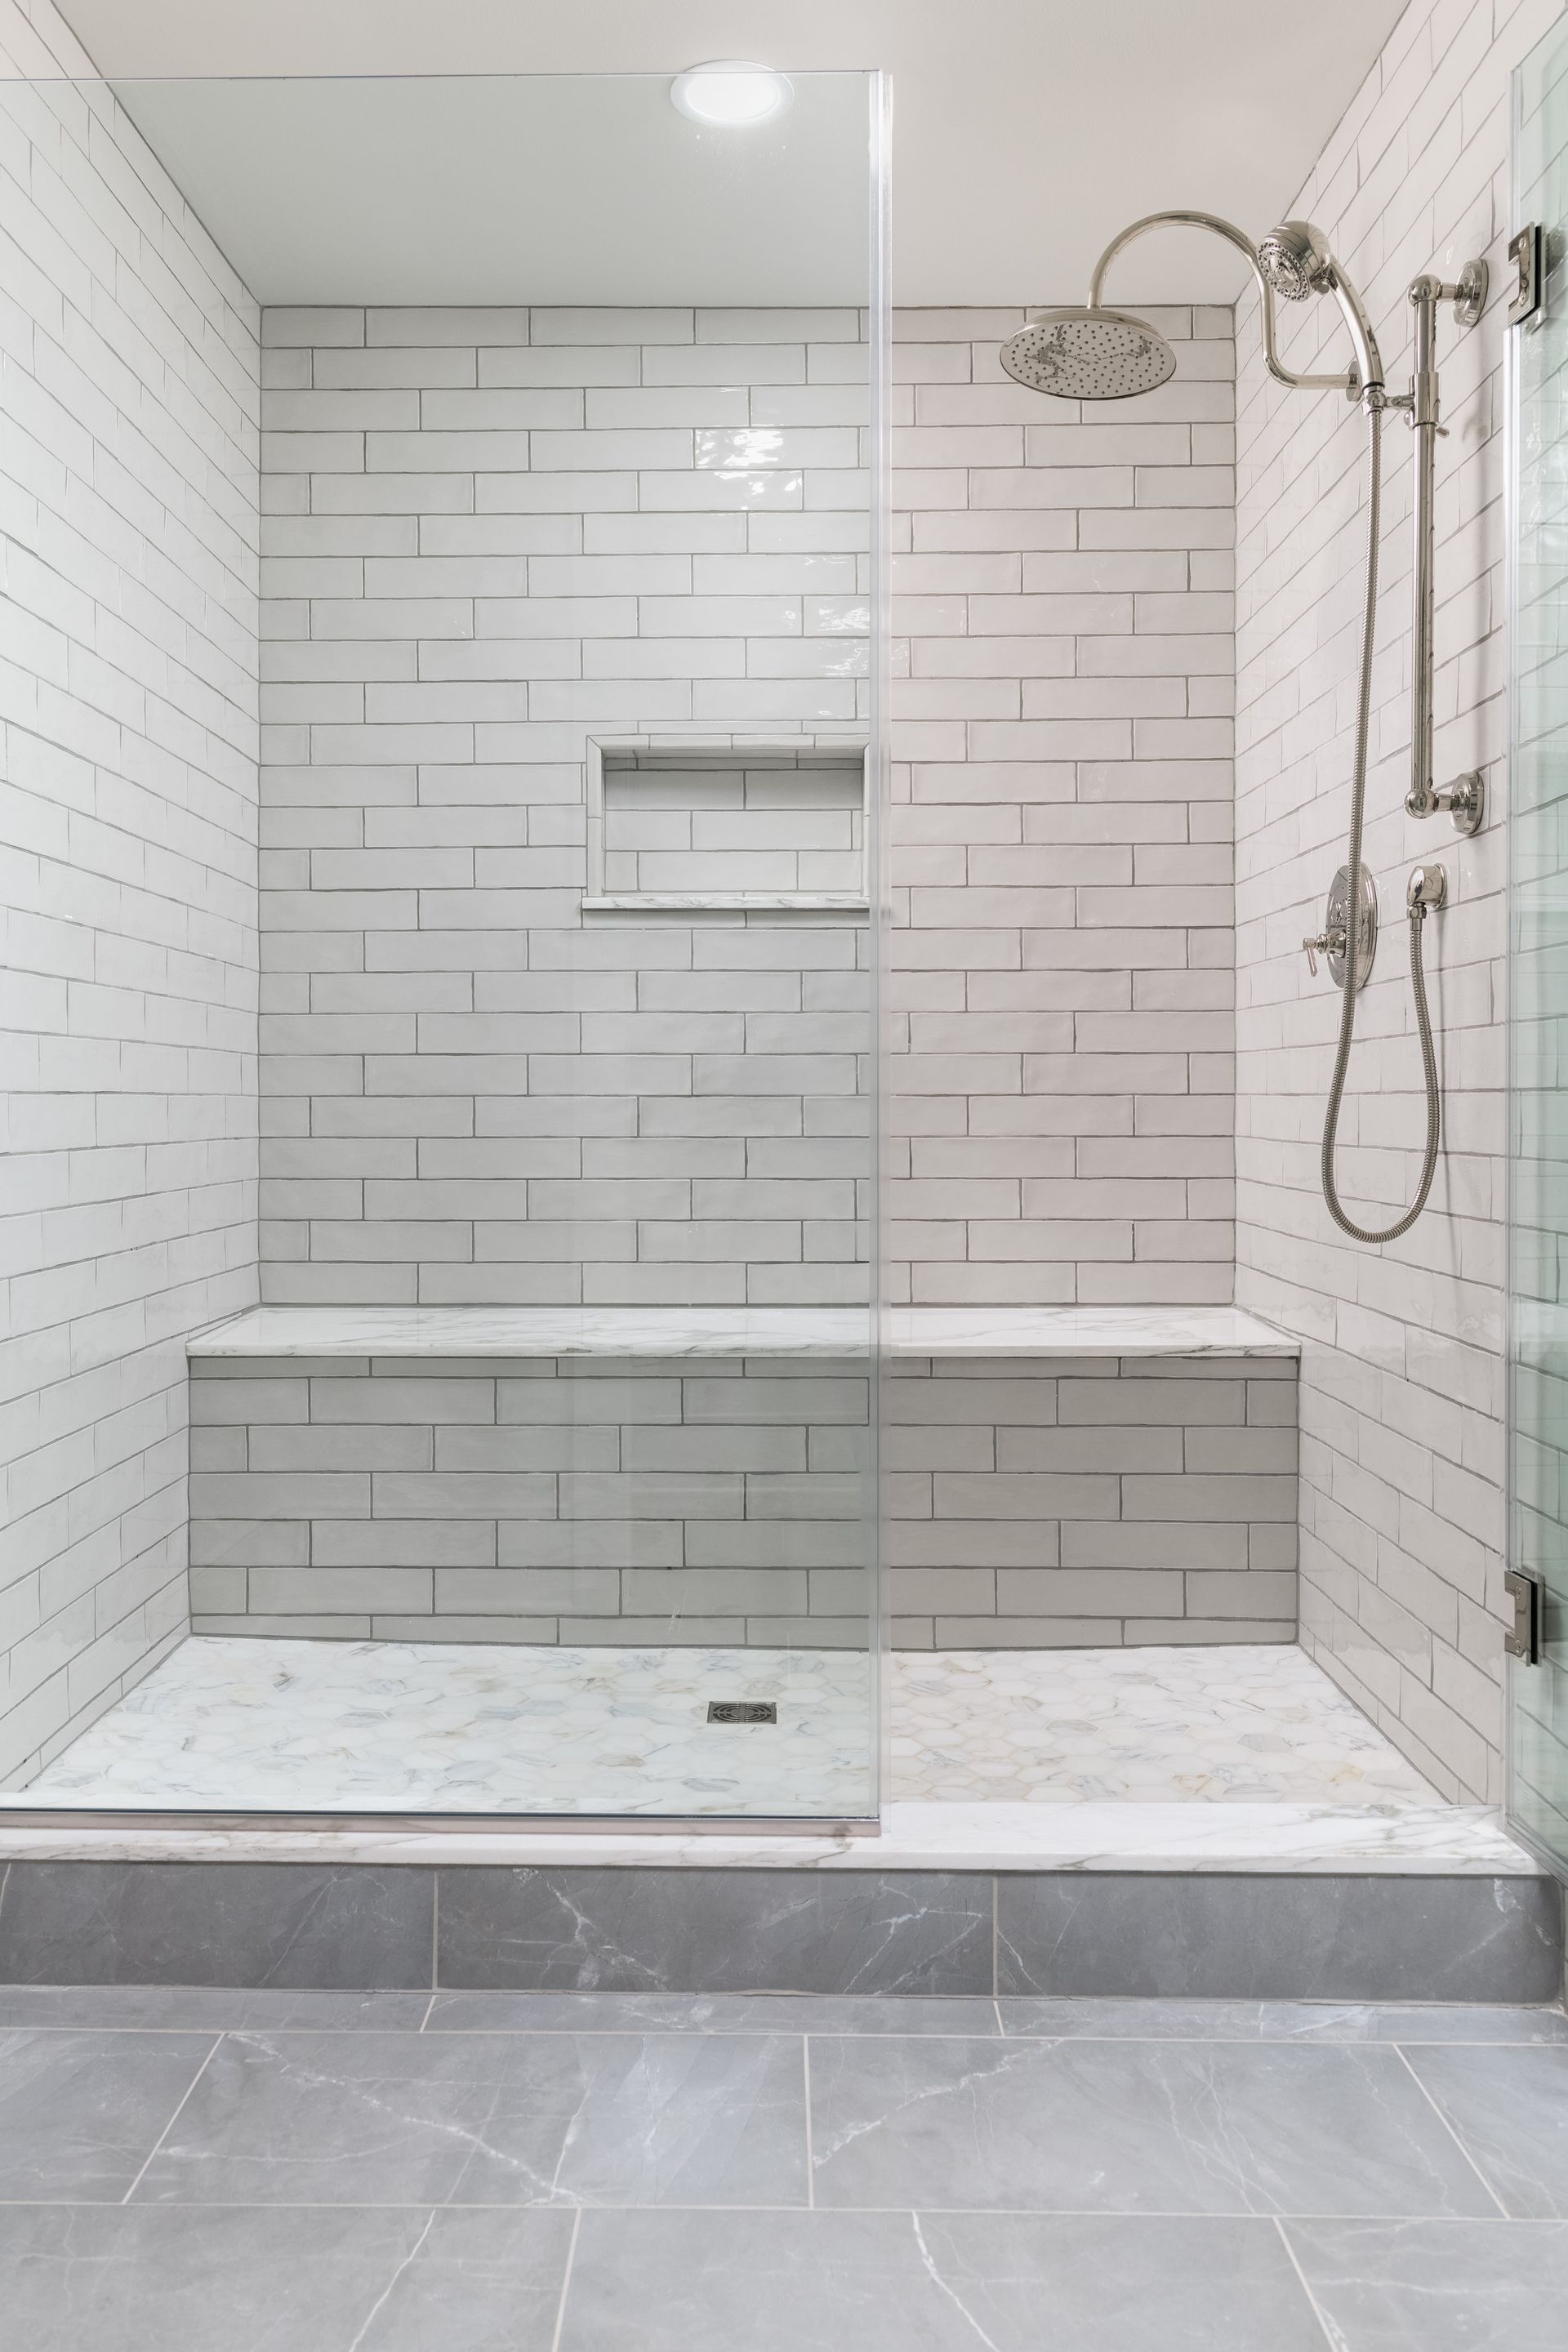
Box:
670;60;793;127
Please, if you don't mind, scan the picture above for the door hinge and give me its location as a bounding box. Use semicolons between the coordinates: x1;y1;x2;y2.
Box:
1509;224;1543;327
1504;1568;1543;1664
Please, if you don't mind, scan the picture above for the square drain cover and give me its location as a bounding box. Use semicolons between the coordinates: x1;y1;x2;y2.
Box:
707;1701;777;1724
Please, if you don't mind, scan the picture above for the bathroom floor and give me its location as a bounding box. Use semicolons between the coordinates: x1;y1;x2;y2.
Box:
15;1637;1439;1815
0;1984;1564;2350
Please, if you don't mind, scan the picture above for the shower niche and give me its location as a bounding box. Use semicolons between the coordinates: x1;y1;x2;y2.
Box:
584;739;871;911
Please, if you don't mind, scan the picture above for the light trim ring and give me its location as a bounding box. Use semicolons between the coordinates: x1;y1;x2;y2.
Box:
670;60;793;127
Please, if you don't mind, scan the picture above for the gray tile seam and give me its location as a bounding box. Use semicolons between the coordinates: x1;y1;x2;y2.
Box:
343;2206;439;2337
1272;2213;1346;2350
550;2205;581;2352
117;2034;224;2207
990;1876;999;1996
2;2023;1565;2042
1392;2044;1514;2220
0;2200;1562;2220
803;2035;815;2209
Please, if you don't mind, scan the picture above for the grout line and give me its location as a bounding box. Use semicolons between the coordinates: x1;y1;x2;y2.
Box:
0;2198;1552;2220
803;2036;815;2207
1392;2044;1512;2219
118;2033;224;2206
549;2206;581;2352
345;2207;436;2351
430;1874;439;1994
991;1878;999;1998
1272;2216;1343;2350
2;2017;1564;2044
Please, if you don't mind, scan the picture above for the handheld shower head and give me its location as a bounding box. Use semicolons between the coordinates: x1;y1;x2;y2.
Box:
999;306;1177;400
1257;220;1337;301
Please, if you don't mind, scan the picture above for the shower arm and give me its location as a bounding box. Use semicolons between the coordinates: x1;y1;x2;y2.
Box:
1089;211;1485;837
1087;208;1385;403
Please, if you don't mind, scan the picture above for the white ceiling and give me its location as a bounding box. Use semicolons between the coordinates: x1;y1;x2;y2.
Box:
114;75;874;307
53;0;1412;306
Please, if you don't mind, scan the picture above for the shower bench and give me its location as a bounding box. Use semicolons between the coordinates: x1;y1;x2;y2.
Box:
186;1305;1299;1648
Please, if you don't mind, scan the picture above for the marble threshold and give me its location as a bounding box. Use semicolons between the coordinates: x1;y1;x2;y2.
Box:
188;1303;1298;1360
0;1802;1530;1875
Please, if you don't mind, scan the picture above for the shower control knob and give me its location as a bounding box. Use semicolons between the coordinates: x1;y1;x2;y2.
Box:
1307;867;1378;991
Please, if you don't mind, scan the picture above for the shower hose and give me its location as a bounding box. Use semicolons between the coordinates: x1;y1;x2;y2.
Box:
1320;399;1442;1245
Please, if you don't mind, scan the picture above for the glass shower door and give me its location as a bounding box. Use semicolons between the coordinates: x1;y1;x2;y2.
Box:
1509;20;1568;1868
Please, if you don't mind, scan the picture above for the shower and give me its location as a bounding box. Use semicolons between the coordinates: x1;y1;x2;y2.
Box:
1001;211;1487;1245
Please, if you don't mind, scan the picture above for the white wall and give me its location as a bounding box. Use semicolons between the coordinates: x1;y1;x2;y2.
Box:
0;0;260;1782
256;305;871;1310
1235;0;1565;1802
887;306;1238;1304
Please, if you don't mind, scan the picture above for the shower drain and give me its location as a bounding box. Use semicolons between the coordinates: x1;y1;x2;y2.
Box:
707;1701;777;1724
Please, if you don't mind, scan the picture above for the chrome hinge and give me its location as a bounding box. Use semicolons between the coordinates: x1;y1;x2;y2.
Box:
1509;224;1543;327
1503;1568;1543;1664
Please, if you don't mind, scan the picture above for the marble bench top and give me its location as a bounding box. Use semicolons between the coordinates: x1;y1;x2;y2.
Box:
188;1304;1298;1361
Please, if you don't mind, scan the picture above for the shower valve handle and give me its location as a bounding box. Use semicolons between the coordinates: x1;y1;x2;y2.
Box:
1302;925;1343;977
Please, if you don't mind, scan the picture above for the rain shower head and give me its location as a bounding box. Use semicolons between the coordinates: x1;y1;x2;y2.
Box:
998;305;1177;400
1257;220;1336;301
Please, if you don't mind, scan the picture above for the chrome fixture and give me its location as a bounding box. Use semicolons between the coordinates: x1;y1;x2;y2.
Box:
1302;864;1378;991
1000;207;1387;403
998;308;1176;399
1003;209;1487;1245
1402;274;1486;835
1257;220;1337;301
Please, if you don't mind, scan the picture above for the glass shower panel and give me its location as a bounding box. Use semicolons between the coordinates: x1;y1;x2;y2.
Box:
1510;21;1568;1869
0;67;885;1826
546;73;884;1822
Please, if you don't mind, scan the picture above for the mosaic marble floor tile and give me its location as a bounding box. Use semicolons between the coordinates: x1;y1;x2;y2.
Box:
889;1644;1440;1806
12;1639;1441;1816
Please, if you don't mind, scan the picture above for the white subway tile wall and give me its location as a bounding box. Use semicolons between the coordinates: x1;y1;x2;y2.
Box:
886;306;1238;1305
187;1349;1295;1646
0;0;261;1787
1233;0;1557;1801
189;1352;875;1642
258;308;874;1311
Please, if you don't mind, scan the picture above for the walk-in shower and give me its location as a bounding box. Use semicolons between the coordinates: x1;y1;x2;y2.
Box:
1003;208;1487;1245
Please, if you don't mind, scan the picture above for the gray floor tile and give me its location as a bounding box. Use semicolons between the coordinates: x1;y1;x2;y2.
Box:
0;1986;433;2031
0;2205;572;2351
561;2209;1328;2350
0;2028;216;2202
1285;2217;1568;2350
808;2034;1502;2216
131;2029;807;2207
1402;2044;1568;2217
996;1998;1568;2043
426;1990;1001;2034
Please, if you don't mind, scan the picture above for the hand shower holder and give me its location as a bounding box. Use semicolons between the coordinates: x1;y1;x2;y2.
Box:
1402;265;1489;838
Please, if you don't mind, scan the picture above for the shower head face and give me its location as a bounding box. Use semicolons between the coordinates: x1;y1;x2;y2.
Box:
1258;220;1335;301
1000;307;1177;399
